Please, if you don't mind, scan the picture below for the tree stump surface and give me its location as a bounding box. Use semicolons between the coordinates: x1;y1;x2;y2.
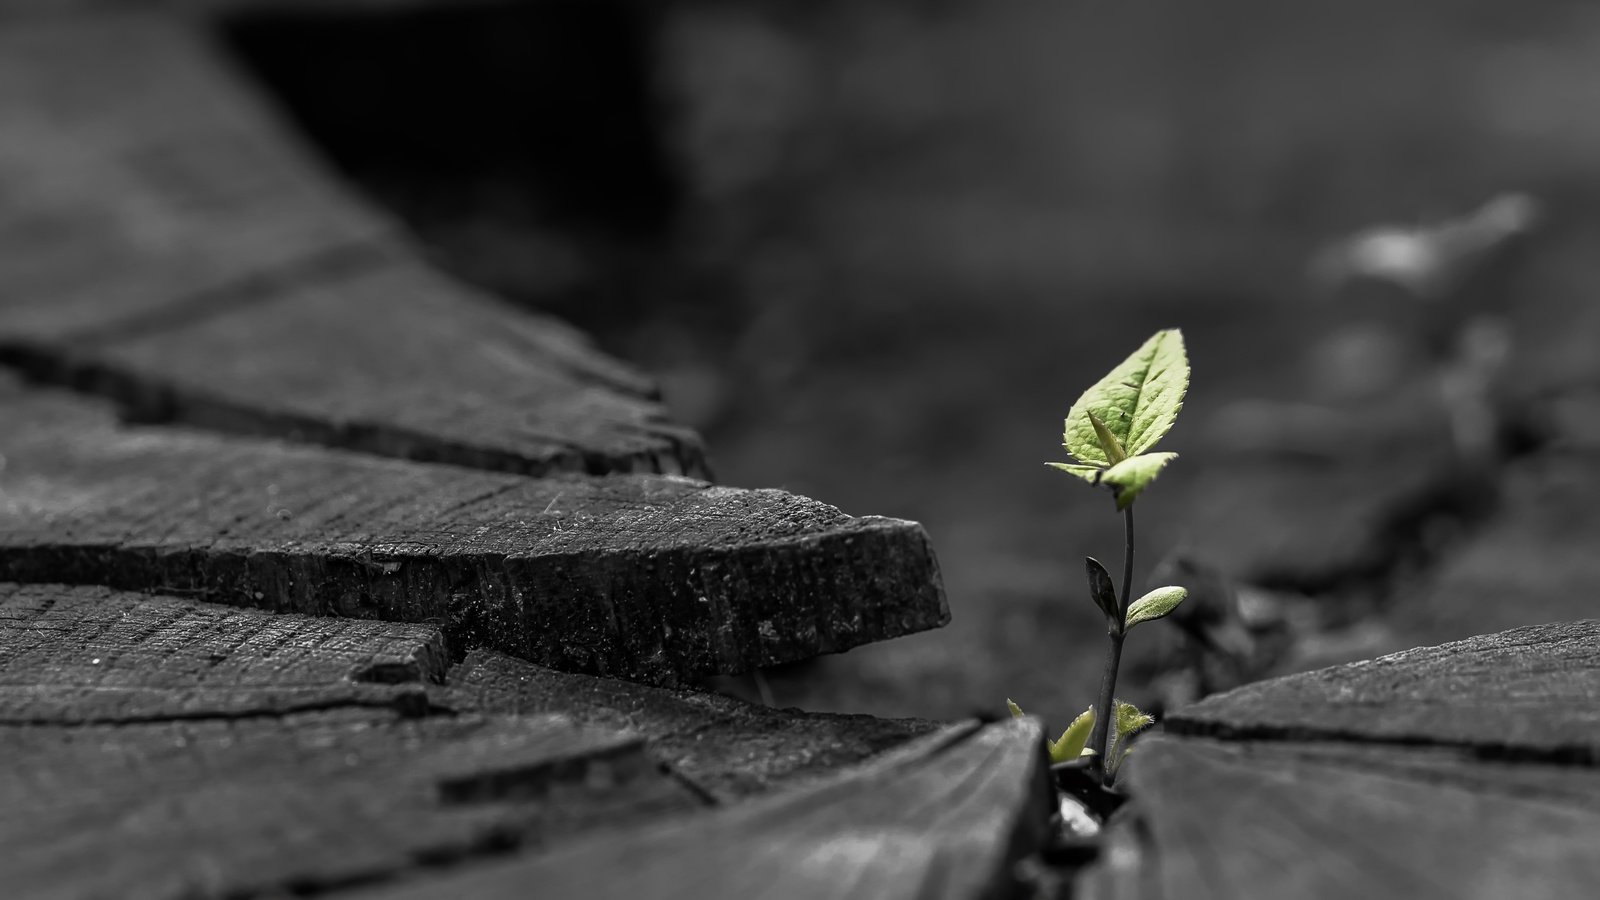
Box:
0;7;1043;899
3;3;1595;899
1080;620;1600;900
2;582;1050;899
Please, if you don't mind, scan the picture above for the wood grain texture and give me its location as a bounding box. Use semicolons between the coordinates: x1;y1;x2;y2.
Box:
0;383;948;682
0;582;446;723
0;14;706;478
1080;736;1600;900
0;709;700;900
0;585;1006;899
1166;619;1600;763
447;649;941;801
355;718;1053;900
88;256;707;477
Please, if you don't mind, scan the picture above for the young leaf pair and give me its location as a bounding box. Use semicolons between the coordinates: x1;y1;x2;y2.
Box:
1006;698;1154;778
1085;557;1188;635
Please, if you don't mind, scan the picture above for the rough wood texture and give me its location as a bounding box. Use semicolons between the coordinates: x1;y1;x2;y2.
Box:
1082;736;1600;900
0;383;947;682
0;582;446;723
1167;619;1600;763
0;584;1009;899
1;710;700;900
357;718;1053;900
0;14;706;478
87;256;707;477
448;649;941;801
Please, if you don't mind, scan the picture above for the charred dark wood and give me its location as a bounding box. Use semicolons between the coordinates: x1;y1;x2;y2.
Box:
0;384;947;683
1083;735;1600;900
0;584;1043;899
1082;620;1600;900
1166;619;1600;763
357;718;1054;900
448;650;942;801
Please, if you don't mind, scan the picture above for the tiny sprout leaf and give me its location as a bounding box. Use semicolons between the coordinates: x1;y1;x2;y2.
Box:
1114;700;1155;739
1085;557;1119;622
1087;411;1127;464
1063;329;1189;466
1007;699;1025;719
1100;452;1178;510
1048;706;1097;764
1106;700;1156;779
1124;586;1188;630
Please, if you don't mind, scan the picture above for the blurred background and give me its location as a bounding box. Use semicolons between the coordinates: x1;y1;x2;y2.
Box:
227;0;1600;727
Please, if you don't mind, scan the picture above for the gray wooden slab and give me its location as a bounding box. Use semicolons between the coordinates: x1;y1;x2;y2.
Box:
448;649;941;801
88;256;706;477
0;710;698;900
0;383;947;683
0;581;446;723
1167;619;1600;763
354;718;1053;900
1081;735;1600;900
0;584;1005;899
0;13;705;478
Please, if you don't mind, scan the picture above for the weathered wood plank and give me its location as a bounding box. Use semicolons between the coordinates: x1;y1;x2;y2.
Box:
1081;736;1600;900
0;710;700;900
0;13;390;345
0;582;446;722
1166;619;1600;763
447;649;941;801
353;718;1052;900
85;256;707;477
0;584;989;898
0;383;948;682
0;14;705;477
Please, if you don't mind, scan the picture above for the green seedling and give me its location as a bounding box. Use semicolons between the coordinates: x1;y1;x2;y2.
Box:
1010;329;1190;788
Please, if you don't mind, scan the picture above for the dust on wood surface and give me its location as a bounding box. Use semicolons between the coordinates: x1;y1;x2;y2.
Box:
0;381;948;683
0;13;705;478
0;584;1034;900
1082;619;1600;900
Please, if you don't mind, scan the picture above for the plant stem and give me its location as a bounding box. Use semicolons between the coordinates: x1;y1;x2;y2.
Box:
1089;504;1135;787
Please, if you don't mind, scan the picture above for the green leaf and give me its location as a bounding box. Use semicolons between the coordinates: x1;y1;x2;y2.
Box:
1087;411;1127;464
1063;329;1189;466
1124;585;1188;630
1100;451;1178;510
1114;700;1155;739
1045;462;1103;484
1047;706;1097;764
1106;700;1156;779
1084;556;1119;622
1007;699;1025;719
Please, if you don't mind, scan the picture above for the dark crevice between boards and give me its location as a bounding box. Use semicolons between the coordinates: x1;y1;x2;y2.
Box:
1160;721;1600;769
0;693;452;728
0;333;711;480
219;0;690;344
